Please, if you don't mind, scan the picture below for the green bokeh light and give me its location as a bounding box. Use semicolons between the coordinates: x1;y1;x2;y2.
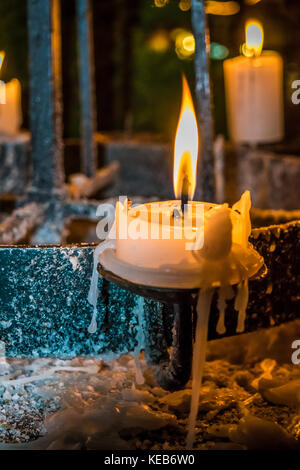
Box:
210;42;229;60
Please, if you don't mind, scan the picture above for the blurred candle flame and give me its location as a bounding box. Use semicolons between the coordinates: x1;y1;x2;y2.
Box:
173;75;198;200
242;20;264;57
0;52;6;104
0;51;5;73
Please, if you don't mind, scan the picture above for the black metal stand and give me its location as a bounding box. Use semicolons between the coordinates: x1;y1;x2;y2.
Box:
148;298;194;391
98;262;198;391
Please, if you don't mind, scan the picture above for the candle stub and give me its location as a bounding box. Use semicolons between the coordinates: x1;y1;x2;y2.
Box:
97;191;263;290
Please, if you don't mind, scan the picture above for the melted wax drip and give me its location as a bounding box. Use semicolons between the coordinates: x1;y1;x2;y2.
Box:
132;296;146;385
217;289;226;335
87;239;115;334
0;364;99;387
235;279;249;333
186;269;250;447
186;289;213;449
216;286;234;336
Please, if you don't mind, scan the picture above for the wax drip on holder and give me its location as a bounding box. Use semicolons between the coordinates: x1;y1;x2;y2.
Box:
96;249;266;448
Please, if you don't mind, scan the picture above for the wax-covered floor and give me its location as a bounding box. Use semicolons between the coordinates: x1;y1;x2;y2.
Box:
0;320;299;450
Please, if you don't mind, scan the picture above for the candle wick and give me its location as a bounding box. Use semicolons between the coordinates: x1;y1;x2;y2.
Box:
181;175;189;214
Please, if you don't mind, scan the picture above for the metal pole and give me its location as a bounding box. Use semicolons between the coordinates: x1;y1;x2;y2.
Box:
191;0;215;202
76;0;97;178
27;0;65;200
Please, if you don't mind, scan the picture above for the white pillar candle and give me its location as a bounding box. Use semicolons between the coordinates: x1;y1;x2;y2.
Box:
0;78;22;136
223;20;284;144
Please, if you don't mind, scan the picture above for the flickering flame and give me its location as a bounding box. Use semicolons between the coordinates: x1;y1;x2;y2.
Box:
0;51;5;73
174;75;198;200
242;20;264;57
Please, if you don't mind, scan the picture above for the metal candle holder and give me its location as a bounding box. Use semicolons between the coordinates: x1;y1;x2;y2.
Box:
98;263;197;391
97;257;268;391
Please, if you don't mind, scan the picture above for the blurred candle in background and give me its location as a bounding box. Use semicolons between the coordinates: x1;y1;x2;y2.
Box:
0;51;22;136
223;20;284;144
0;52;5;105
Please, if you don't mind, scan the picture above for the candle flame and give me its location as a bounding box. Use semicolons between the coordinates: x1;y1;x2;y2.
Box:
242;20;264;57
173;75;198;200
0;51;5;73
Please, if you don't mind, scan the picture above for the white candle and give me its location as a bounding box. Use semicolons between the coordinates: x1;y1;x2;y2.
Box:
115;199;209;269
100;191;263;289
97;76;263;289
224;20;284;144
0;78;22;136
0;53;22;136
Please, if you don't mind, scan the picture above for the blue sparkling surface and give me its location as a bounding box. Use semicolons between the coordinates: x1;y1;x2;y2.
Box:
0;245;161;358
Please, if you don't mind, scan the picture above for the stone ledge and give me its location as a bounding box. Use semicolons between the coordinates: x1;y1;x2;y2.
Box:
0;219;298;358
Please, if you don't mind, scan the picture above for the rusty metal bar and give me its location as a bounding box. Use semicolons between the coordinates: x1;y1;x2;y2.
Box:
27;0;65;200
76;0;97;178
191;0;215;202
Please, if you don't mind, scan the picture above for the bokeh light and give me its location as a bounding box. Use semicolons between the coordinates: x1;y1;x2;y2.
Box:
210;42;229;60
174;30;195;59
148;30;170;52
245;0;261;5
206;1;240;15
154;0;169;7
179;0;191;11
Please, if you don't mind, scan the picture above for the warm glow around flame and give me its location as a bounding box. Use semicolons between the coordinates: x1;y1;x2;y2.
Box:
242;20;264;57
0;51;5;73
174;75;198;200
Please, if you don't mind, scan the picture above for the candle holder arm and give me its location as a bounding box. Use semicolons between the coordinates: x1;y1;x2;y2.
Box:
97;263;196;391
143;299;194;391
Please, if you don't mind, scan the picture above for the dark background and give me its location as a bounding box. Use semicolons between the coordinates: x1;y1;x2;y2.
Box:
0;0;300;145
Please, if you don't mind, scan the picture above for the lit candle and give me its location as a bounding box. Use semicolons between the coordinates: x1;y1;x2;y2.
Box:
98;77;263;290
0;52;22;136
88;77;265;449
223;20;284;144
